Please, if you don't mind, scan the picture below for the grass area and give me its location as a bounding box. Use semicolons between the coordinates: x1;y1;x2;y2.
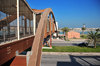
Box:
80;34;88;39
43;46;100;52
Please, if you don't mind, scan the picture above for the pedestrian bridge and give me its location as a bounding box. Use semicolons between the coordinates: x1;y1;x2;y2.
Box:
0;0;57;66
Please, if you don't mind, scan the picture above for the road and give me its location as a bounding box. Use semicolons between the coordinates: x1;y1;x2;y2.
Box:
52;39;86;46
41;54;100;66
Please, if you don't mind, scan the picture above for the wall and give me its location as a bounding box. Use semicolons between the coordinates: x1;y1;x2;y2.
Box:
66;31;80;39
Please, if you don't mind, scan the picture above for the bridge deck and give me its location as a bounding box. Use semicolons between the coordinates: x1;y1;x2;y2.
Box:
10;55;26;66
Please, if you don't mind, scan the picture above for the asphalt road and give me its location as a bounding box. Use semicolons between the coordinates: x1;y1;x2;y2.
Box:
52;39;86;46
41;54;100;66
52;43;80;46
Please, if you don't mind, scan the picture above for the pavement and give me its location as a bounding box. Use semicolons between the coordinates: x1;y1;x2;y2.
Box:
41;53;100;66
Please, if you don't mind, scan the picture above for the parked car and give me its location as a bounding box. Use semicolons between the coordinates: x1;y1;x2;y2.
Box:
78;42;88;47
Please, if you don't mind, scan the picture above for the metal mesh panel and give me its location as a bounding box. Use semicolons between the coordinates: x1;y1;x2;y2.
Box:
0;0;34;44
0;0;17;43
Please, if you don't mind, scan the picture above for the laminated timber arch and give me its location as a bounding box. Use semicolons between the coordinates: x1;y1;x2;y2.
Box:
28;8;56;66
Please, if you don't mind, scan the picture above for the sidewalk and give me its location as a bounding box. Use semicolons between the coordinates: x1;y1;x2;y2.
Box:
42;52;100;56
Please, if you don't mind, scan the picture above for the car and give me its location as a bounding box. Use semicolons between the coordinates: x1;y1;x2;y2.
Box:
78;42;88;47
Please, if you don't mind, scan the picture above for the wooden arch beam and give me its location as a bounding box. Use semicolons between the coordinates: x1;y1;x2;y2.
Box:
28;8;56;66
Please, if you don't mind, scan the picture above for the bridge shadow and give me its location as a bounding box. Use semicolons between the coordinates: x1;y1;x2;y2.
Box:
57;55;100;66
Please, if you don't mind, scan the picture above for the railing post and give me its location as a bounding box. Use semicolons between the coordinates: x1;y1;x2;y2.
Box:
7;14;10;40
21;16;24;36
17;0;20;40
3;28;6;42
24;17;27;36
29;20;31;35
33;13;36;35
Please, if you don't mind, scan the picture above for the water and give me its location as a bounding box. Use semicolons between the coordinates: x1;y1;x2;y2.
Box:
59;32;64;34
79;31;89;34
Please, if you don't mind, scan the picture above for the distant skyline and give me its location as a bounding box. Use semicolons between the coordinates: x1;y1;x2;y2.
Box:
26;0;100;28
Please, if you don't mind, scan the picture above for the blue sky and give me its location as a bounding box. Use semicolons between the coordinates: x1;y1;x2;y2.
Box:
26;0;100;28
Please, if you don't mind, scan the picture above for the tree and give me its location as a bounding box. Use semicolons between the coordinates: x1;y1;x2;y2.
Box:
87;28;100;48
81;24;86;34
81;27;86;34
61;27;70;40
62;27;69;33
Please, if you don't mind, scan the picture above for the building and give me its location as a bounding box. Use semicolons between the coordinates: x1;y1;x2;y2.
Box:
66;31;80;39
53;21;58;38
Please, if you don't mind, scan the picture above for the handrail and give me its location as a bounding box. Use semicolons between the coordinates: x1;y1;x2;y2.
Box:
28;8;56;66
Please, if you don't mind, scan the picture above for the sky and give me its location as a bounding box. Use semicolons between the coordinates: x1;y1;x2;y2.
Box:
26;0;100;28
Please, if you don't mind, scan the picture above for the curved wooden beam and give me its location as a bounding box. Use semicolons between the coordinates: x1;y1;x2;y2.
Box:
28;8;56;66
32;9;45;14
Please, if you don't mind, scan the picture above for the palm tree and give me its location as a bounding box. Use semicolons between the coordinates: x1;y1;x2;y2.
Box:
62;27;69;33
88;28;100;48
61;27;70;40
81;24;86;34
